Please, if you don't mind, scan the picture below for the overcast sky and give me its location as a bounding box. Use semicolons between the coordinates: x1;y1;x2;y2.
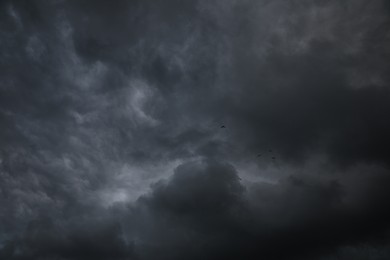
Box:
1;0;390;259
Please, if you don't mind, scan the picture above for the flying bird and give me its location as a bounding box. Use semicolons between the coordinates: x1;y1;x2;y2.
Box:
272;157;276;160
220;125;226;128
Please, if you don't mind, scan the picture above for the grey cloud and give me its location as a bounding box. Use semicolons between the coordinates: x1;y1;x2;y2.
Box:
1;0;390;259
2;158;390;259
124;160;390;260
0;216;133;260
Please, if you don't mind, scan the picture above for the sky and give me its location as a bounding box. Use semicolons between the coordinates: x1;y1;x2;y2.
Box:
1;0;390;259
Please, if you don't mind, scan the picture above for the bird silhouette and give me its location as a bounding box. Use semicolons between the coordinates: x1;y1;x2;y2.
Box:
220;125;226;128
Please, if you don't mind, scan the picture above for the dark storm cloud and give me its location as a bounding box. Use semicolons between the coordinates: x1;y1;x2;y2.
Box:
124;160;390;260
3;159;390;259
0;214;133;260
211;0;390;165
1;0;390;259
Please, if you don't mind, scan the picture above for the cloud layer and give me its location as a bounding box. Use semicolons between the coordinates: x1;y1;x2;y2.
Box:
1;0;390;259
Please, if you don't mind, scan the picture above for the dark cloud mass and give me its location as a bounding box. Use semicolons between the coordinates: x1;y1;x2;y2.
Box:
1;0;390;259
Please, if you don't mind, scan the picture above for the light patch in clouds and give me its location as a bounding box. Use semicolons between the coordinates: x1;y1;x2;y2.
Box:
99;159;186;207
126;79;160;126
6;4;22;29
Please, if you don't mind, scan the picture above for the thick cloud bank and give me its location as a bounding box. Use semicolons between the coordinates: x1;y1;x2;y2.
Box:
1;0;390;259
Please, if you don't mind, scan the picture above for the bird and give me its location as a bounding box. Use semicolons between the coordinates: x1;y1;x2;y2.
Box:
220;125;226;129
272;157;276;160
